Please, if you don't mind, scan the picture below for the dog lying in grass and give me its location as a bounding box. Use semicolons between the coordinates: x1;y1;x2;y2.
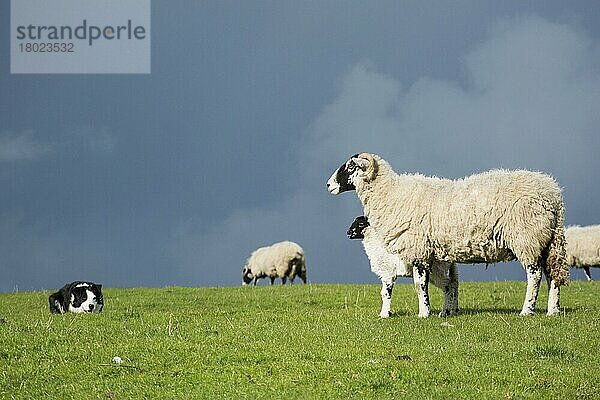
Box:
49;281;104;314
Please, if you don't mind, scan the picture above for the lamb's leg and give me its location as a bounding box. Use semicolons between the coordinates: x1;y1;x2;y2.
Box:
583;266;592;281
545;275;561;316
280;276;287;285
448;264;459;315
430;262;459;318
270;277;275;285
520;266;542;315
413;263;431;318
253;277;258;286
379;279;394;318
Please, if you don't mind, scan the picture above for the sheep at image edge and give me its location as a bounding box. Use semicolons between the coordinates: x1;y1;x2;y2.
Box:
347;215;459;318
565;224;600;281
327;153;569;317
242;241;307;285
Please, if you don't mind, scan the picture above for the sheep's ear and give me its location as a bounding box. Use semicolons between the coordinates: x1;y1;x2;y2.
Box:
355;153;378;181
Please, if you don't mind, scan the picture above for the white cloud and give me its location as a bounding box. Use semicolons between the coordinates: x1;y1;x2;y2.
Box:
0;130;52;162
0;126;117;165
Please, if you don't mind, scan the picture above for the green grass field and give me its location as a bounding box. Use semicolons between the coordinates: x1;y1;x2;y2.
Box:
1;281;598;399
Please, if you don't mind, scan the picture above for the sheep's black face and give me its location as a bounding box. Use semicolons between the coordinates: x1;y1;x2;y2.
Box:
298;267;307;284
327;154;360;194
347;216;369;240
242;266;254;285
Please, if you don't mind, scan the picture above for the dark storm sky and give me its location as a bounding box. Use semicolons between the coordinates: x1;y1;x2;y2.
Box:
1;1;599;292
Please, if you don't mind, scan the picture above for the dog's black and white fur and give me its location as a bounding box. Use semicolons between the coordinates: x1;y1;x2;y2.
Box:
49;281;104;314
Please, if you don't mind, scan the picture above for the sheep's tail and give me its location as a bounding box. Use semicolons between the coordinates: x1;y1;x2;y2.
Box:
546;205;569;286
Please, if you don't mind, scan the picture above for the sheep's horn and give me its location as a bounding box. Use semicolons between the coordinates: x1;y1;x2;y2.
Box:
357;153;378;182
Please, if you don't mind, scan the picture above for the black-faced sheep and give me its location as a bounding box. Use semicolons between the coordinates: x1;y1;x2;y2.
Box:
347;216;459;318
242;241;307;285
328;153;569;317
565;225;600;281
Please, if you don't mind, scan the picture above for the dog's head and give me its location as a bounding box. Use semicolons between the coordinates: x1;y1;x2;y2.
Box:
49;281;104;314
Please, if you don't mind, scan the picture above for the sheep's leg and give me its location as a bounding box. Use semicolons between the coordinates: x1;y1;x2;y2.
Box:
253;277;258;286
545;274;561;316
413;263;431;318
280;276;287;285
520;266;542;316
269;277;275;285
583;266;592;281
379;279;394;318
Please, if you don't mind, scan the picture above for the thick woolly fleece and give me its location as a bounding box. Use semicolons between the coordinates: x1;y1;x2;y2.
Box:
329;153;569;316
243;241;306;285
361;225;459;318
565;225;600;281
355;154;569;286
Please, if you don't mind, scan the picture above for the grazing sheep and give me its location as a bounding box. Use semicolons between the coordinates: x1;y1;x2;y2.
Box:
327;153;569;317
242;241;307;285
347;216;459;318
565;225;600;281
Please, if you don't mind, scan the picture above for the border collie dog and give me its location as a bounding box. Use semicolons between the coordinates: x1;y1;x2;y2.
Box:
49;281;104;314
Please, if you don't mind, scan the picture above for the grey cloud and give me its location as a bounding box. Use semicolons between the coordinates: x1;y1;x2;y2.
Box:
174;16;600;285
58;126;117;157
78;127;117;156
169;192;372;286
0;211;109;292
313;17;600;182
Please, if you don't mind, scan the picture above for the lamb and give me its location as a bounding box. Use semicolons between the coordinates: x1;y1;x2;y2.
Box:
565;225;600;281
327;153;569;317
242;241;307;285
347;216;459;318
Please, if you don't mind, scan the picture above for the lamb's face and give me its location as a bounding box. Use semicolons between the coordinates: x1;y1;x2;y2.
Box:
327;153;375;194
347;216;369;240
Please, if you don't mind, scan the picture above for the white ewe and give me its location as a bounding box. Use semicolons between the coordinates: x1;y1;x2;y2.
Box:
328;153;569;317
565;225;600;281
242;241;307;285
347;216;459;318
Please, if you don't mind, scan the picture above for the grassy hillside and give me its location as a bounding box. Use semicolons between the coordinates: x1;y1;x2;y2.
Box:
0;282;598;399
